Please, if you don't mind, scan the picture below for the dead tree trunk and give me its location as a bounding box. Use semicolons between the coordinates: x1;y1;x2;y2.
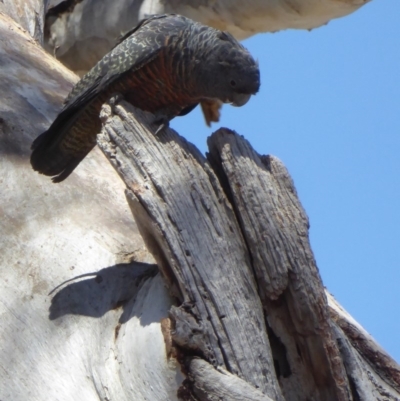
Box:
97;100;400;401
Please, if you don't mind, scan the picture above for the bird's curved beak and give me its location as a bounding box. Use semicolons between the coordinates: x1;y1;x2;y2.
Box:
230;93;252;107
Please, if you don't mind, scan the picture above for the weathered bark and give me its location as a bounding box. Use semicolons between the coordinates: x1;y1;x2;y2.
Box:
328;294;400;400
207;132;350;400
97;100;400;401
97;101;284;400
183;358;275;401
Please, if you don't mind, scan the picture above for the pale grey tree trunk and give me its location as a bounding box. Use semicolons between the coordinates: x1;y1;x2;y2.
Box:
0;11;179;401
0;0;49;43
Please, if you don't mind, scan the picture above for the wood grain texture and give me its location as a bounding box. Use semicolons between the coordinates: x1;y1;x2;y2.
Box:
331;323;400;401
97;100;284;401
97;101;400;401
208;130;351;401
328;292;400;399
185;357;275;401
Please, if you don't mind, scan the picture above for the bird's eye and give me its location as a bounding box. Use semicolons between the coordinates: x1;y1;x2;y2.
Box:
230;80;236;87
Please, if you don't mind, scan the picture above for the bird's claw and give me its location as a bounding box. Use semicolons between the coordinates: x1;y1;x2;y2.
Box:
108;92;124;111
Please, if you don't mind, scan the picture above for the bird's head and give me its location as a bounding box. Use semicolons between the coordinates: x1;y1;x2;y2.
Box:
195;30;260;107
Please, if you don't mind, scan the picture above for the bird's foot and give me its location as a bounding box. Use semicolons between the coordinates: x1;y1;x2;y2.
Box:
108;92;125;112
101;93;125;124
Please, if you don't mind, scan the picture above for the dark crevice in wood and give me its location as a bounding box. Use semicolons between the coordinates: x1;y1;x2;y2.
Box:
46;0;84;18
206;137;235;208
114;323;122;341
177;378;197;401
348;375;361;401
296;342;302;359
330;304;400;394
206;129;263;300
266;321;292;379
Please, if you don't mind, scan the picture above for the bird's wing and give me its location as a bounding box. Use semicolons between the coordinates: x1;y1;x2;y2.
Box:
61;14;177;114
32;13;180;150
113;14;172;48
31;14;188;181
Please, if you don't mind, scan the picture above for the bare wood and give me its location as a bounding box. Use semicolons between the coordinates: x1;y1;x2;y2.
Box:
331;324;400;401
208;130;351;400
184;357;275;401
97;100;284;401
97;101;400;401
328;292;400;399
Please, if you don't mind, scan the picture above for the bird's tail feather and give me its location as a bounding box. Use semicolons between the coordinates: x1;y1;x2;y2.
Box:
30;109;90;183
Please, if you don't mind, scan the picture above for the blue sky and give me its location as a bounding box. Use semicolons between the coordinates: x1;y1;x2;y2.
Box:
172;0;400;362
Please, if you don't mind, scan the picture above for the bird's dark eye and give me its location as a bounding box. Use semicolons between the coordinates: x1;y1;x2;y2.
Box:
230;80;236;87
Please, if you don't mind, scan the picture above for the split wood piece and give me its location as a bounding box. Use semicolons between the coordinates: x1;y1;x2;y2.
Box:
208;130;400;400
97;100;284;401
328;292;400;399
182;357;275;401
208;130;351;400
